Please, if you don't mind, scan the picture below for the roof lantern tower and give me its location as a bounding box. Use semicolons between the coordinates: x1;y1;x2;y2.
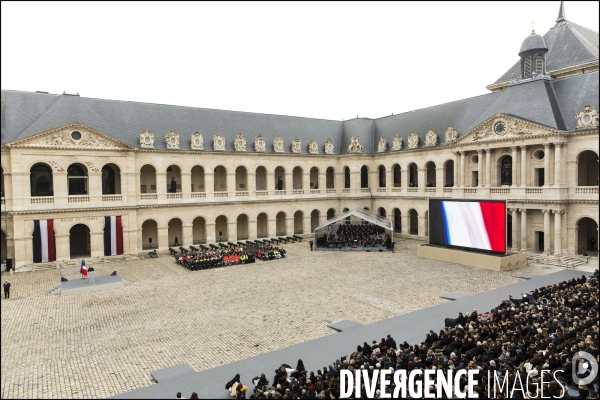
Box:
518;20;548;79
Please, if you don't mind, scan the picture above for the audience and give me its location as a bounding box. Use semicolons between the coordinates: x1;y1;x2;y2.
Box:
176;242;286;271
244;269;599;399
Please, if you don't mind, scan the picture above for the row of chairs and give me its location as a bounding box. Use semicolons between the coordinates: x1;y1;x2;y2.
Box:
167;237;302;258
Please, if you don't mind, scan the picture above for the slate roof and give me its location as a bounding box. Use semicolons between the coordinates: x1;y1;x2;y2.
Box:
493;18;599;85
519;32;548;55
2;71;598;154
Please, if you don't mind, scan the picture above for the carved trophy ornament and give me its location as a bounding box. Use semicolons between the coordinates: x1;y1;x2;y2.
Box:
324;138;334;155
308;139;319;154
425;129;438;147
377;137;387;153
140;130;155;148
291;137;302;153
255;135;266;152
234;134;247;151
190;132;204;150
407;132;419;149
213;133;226;151
445;126;459;143
347;136;364;153
273;136;284;153
165;130;180;149
576;105;599;130
391;134;403;151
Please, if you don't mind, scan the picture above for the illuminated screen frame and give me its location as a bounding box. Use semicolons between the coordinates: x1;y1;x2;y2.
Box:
428;199;507;255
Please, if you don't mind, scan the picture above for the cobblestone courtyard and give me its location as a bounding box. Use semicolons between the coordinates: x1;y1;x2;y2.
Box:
0;239;588;399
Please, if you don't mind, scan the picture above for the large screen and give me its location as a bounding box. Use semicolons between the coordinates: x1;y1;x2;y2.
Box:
429;199;506;254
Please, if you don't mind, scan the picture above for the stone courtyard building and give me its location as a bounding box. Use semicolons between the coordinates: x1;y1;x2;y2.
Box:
1;3;598;269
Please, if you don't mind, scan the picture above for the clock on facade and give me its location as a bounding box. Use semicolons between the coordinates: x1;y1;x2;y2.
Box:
493;121;507;135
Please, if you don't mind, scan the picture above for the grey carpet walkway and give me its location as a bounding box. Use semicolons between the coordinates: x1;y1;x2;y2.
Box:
111;269;591;399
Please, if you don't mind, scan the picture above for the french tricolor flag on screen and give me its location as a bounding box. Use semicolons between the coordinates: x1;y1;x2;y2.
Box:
33;219;55;263
104;216;123;256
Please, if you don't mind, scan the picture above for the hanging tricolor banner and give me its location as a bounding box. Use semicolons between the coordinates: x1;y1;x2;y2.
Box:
33;219;56;263
104;216;123;256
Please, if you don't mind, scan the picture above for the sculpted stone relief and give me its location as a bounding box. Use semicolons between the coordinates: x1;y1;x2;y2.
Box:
190;132;204;150
213;133;226;151
140;130;155;148
324;138;334;155
471;117;534;141
425;129;438;147
407;132;419;149
377;137;387;153
291;137;302;153
273;136;284;153
308;139;319;154
576;105;599;130
391;134;403;151
445;126;459;144
234;134;247;151
17;124;121;149
255;135;266;152
347;136;364;153
165;130;180;149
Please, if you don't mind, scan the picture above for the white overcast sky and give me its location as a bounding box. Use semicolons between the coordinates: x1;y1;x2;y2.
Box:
1;1;598;121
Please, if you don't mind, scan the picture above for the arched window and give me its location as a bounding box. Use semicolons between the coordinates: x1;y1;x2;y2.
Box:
30;163;53;197
67;164;88;195
102;164;121;195
524;55;532;77
501;157;512;186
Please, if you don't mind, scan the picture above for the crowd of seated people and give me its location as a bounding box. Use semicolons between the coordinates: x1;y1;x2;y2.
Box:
176;243;286;271
243;269;598;399
317;223;391;249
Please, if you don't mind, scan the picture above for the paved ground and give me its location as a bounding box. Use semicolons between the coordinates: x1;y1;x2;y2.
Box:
1;239;595;399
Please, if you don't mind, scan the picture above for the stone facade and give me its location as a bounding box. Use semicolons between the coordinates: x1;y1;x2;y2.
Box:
0;111;597;269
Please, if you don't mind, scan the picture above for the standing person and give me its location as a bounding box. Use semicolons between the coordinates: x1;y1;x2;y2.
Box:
88;266;95;283
3;281;10;299
174;236;179;246
81;262;88;279
80;259;86;279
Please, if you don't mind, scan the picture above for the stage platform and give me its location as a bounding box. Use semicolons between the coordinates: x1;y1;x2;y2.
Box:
417;244;527;272
315;244;392;252
57;274;124;295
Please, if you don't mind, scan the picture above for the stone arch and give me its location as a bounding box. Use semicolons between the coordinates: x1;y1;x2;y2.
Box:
69;223;90;258
310;167;319;189
166;164;182;193
344;166;351;188
378;207;386;218
326;167;335;189
141;219;158;249
168;218;183;246
392;164;401;187
443;159;454;187
257;212;268;238
292;166;303;190
311;209;320;232
191;166;205;192
409;209;418;235
576;217;598;255
276;212;287;236
101;163;121;195
215;215;228;242
237;214;249;240
140;164;157;194
235;166;248;192
327;208;335;220
214;166;227;192
360;165;369;188
294;210;303;234
408;163;418;187
393;208;401;232
497;155;513;186
192;216;206;244
30;162;54;197
255;166;267;191
67;163;88;195
275;166;286;190
425;161;436;187
378;165;386;187
577;150;598;186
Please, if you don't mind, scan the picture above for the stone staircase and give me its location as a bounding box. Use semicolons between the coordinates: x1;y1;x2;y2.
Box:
526;252;585;268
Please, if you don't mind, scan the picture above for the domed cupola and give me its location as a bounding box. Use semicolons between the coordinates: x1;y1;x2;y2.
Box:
518;30;548;79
